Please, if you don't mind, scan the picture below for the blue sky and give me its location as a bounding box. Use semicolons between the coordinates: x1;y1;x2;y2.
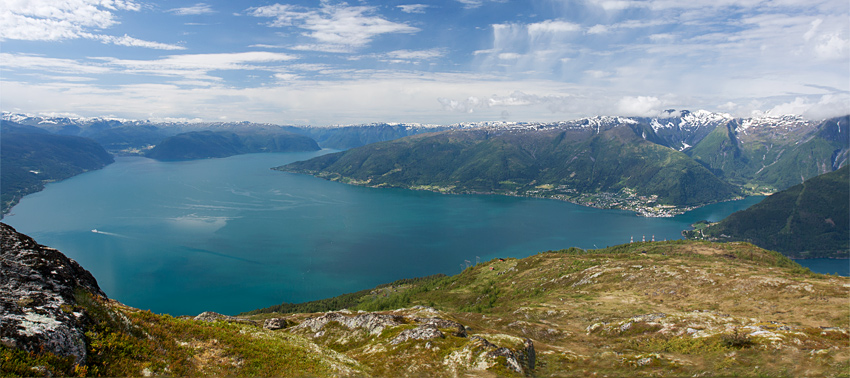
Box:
1;0;848;125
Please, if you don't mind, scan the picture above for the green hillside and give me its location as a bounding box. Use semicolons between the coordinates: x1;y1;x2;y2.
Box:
685;165;849;258
1;124;114;216
279;125;740;213
146;130;320;161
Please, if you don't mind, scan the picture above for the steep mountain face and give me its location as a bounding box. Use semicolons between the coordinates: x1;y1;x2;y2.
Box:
145;130;321;161
3;224;848;377
279;119;740;212
1;122;114;216
686;165;849;258
643;109;734;151
688;115;848;191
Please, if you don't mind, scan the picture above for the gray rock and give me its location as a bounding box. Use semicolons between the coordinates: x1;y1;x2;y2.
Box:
263;317;288;330
1;222;106;364
295;312;403;335
390;324;444;345
413;316;467;337
469;335;536;374
194;311;234;322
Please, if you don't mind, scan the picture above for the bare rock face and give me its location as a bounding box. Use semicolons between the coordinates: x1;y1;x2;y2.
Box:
0;223;106;364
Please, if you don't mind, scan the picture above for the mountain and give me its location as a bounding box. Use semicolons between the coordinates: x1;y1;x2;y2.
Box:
687;115;849;191
296;123;450;150
0;112;446;151
280;113;849;216
279;117;741;215
3;223;847;377
1;121;114;216
145;130;321;161
87;125;172;155
684;165;849;258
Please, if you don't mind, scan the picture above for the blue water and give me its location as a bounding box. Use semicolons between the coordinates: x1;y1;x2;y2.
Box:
793;259;850;276
5;151;827;316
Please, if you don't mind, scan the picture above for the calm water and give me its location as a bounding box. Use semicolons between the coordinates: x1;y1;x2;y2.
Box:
5;151;833;316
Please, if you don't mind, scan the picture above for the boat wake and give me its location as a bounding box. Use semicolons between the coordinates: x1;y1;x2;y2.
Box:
91;229;132;239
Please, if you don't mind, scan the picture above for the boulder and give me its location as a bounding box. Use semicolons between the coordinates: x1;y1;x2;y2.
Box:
0;223;106;364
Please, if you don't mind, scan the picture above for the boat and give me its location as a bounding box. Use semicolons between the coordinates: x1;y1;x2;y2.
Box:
92;229;98;233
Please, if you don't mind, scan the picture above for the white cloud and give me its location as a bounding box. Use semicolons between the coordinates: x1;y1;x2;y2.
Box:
0;0;183;49
455;0;483;9
0;53;110;74
528;20;580;34
587;25;609;34
616;96;666;117
85;33;185;50
763;94;850;119
90;51;299;81
169;3;216;16
380;49;446;61
249;3;419;52
498;53;521;60
397;4;428;14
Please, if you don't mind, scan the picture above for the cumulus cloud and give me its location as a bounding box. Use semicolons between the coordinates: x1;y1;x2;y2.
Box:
0;0;183;49
248;2;419;52
616;96;666;117
168;3;216;16
397;4;428;14
763;94;850;119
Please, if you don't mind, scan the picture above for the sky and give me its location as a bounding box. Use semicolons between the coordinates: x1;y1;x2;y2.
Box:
1;0;848;125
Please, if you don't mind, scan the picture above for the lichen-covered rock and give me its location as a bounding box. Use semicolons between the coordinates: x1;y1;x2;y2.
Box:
0;222;106;364
263;317;289;330
413;316;467;337
390;324;443;344
295;312;404;335
194;311;235;322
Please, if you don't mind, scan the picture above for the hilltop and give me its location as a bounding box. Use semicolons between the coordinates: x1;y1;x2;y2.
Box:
3;223;847;377
685;166;850;258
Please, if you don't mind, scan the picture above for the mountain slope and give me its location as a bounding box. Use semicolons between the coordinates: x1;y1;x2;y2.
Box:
145;130;320;161
279;121;740;214
5;223;847;377
687;115;848;191
296;123;450;150
685;165;849;258
1;122;114;216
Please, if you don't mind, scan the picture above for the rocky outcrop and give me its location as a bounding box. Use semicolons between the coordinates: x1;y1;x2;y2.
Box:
295;312;405;335
0;222;106;364
390;324;444;344
263;317;291;330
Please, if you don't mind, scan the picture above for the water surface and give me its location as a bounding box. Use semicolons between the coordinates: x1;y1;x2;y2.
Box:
4;151;793;315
